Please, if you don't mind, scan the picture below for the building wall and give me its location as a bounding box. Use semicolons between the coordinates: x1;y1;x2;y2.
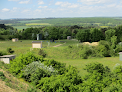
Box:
32;43;41;48
0;58;10;64
119;54;122;61
12;38;18;42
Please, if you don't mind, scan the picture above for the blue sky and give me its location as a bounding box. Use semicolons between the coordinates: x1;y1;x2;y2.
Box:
0;0;122;19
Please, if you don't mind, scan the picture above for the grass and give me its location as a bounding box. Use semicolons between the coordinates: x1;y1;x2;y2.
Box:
54;57;121;77
0;40;66;56
12;26;30;30
0;39;121;78
18;20;42;23
26;23;52;26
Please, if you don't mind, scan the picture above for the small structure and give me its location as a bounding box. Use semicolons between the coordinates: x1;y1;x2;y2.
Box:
37;34;42;40
0;55;15;64
118;52;122;61
32;41;42;48
12;38;18;42
67;36;71;40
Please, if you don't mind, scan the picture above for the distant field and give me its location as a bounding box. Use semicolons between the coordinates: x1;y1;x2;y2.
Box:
100;26;109;28
26;23;52;26
12;26;30;30
18;20;41;23
5;24;12;26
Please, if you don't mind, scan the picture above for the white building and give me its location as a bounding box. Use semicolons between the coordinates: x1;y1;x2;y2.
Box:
0;55;15;64
32;41;42;48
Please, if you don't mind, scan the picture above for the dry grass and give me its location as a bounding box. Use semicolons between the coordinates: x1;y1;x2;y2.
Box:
0;68;39;92
83;42;99;46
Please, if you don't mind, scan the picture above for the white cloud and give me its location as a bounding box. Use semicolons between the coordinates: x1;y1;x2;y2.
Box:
35;9;42;12
68;4;79;8
21;9;30;13
38;1;44;4
2;8;10;12
78;0;115;5
55;1;79;8
13;7;17;10
38;6;47;8
55;2;63;5
19;0;30;4
8;0;19;1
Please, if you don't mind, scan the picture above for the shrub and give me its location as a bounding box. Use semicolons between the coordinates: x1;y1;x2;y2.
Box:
9;52;41;76
36;66;82;92
42;59;66;75
7;47;14;54
79;45;92;59
0;71;6;81
96;45;110;57
38;49;46;57
0;51;7;56
21;61;57;85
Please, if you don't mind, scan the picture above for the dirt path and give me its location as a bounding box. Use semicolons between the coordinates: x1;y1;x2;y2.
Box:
53;42;66;47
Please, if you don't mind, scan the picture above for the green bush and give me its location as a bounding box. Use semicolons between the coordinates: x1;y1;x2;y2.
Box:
21;61;57;85
7;47;14;54
36;66;82;92
42;59;66;75
0;71;6;81
79;45;92;59
0;51;7;56
38;49;46;57
9;52;41;76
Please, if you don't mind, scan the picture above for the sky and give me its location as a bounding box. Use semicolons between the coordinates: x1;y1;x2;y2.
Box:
0;0;122;19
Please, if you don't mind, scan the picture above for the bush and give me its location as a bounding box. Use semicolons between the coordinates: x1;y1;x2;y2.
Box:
42;59;66;75
0;71;6;81
38;49;46;57
0;51;7;56
9;52;41;76
7;47;14;54
79;45;92;59
21;61;57;85
36;66;82;92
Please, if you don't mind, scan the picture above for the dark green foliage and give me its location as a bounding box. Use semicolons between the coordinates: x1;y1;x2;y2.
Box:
7;47;14;54
90;28;104;42
0;71;6;81
0;51;7;56
36;66;82;92
42;59;66;75
38;49;46;57
21;61;57;85
9;52;41;75
79;45;92;59
105;29;116;42
26;87;38;92
76;29;90;42
80;62;120;92
96;40;110;57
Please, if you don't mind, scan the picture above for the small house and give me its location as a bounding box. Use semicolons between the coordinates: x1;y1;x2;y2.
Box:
32;41;42;48
67;36;71;40
118;52;122;61
12;38;18;42
0;55;15;64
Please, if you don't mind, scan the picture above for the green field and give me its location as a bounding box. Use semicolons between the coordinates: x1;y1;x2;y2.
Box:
0;40;121;77
12;26;30;30
1;17;122;30
26;23;52;26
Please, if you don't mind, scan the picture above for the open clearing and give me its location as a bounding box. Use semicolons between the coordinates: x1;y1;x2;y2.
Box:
26;23;52;26
0;40;121;77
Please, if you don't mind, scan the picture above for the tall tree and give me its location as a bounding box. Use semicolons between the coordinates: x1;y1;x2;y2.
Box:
76;29;90;42
90;28;104;42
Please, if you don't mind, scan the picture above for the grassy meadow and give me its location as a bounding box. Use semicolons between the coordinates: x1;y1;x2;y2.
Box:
0;39;121;77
